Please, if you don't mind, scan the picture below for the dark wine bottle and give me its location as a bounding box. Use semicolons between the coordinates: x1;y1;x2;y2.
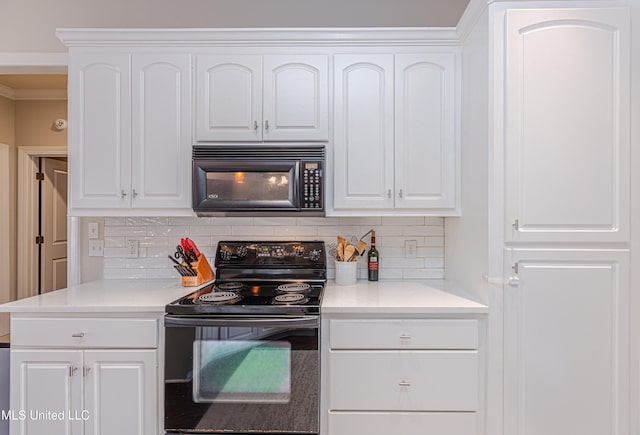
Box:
367;231;379;281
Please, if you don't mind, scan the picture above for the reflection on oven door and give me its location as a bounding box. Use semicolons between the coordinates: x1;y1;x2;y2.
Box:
193;340;291;403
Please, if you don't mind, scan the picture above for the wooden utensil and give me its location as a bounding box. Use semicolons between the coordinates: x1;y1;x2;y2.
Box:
337;241;345;261
344;244;356;262
355;239;367;257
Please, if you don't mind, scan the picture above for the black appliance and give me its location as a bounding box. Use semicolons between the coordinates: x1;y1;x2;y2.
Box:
192;145;325;217
164;241;326;434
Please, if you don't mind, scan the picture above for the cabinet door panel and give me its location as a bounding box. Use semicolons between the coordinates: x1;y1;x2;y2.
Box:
131;54;191;209
504;8;630;243
84;350;157;435
69;53;131;209
328;412;476;435
10;350;83;435
196;55;262;141
334;55;394;209
263;55;328;141
504;249;629;435
395;53;457;210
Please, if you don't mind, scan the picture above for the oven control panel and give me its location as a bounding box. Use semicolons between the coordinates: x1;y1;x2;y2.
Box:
216;241;326;266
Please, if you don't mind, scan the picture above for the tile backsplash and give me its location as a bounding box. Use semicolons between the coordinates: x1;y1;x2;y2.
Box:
101;216;445;280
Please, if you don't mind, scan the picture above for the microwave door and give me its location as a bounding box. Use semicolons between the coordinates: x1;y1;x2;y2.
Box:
193;160;300;212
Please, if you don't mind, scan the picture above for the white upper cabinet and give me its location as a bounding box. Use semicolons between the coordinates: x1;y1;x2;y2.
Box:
395;53;457;210
131;54;192;209
504;8;630;243
68;52;192;214
69;53;131;211
333;54;395;210
333;52;459;214
196;54;329;142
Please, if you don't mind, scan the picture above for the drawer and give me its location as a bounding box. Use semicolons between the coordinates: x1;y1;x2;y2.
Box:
11;317;158;348
329;319;478;349
328;412;476;435
329;351;478;411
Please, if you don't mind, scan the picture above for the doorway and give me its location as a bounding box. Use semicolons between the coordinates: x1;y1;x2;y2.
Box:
17;146;68;299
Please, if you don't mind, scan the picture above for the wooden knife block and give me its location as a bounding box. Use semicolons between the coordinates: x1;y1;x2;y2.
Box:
181;255;214;287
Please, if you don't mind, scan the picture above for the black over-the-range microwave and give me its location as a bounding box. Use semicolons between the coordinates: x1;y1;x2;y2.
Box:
192;144;325;217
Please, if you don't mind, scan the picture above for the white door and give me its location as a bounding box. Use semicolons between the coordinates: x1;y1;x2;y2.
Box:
131;53;192;209
195;55;262;141
503;8;630;243
504;249;630;435
83;350;157;435
41;158;68;293
68;53;131;209
263;55;329;141
395;53;457;210
333;54;394;210
10;350;83;435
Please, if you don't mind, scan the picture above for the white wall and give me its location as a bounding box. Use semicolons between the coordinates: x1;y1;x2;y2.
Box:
0;0;469;53
91;216;446;281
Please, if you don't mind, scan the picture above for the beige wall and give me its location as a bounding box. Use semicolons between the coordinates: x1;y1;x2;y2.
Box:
0;0;469;52
0;96;16;303
15;100;68;146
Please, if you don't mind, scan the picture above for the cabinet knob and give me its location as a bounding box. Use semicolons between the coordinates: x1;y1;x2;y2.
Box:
71;332;85;338
132;189;138;198
398;189;404;198
264;120;270;131
254;121;259;130
398;380;411;387
121;190;128;198
399;334;411;340
387;189;391;199
508;276;520;287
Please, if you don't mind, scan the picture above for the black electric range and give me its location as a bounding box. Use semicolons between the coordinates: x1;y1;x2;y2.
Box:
165;241;327;317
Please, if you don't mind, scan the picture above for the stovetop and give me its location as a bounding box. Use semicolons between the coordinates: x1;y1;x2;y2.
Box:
166;241;326;316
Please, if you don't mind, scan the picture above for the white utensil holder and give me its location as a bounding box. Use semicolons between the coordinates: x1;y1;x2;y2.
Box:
335;261;357;285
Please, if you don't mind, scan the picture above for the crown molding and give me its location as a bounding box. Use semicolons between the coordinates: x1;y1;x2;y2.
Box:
0;52;67;73
56;27;461;47
0;85;66;101
456;0;489;43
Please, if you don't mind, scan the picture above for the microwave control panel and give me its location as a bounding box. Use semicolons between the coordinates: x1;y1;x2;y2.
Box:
302;162;323;210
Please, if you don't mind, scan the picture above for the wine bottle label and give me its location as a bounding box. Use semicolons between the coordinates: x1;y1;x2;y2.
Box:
368;258;378;270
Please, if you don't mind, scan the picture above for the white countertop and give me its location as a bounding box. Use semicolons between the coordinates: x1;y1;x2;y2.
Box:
0;279;203;313
322;280;488;315
0;279;487;315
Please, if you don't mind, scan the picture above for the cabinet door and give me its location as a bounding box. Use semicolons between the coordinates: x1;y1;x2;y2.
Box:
195;55;262;141
83;350;157;435
68;53;131;209
10;350;83;435
131;53;192;209
504;249;629;435
333;54;394;209
263;55;329;141
395;53;458;211
504;8;630;243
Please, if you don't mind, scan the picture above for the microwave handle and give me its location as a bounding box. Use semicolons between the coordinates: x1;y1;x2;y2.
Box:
165;315;319;329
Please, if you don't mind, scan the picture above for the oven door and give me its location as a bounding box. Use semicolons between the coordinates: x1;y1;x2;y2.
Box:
164;316;319;434
193;159;300;213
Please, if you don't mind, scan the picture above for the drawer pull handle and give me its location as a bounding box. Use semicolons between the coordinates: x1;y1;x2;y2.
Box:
399;334;411;340
399;380;411;387
71;332;85;338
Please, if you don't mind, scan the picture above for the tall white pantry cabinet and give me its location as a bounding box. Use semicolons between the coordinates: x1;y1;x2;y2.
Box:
452;2;637;435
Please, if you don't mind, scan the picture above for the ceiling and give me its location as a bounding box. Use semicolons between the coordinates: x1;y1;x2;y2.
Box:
0;74;67;90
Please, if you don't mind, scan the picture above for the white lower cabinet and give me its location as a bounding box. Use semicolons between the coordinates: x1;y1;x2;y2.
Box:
322;317;482;435
9;315;159;435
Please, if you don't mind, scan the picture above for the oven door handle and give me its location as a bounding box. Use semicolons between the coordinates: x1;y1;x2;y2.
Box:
164;315;319;329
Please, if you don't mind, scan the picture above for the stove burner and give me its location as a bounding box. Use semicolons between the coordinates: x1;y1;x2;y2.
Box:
272;293;310;305
214;282;245;292
276;283;311;293
196;291;242;305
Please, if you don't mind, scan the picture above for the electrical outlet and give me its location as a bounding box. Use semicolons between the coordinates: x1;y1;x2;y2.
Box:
127;240;139;259
405;240;417;258
88;240;104;257
88;222;100;239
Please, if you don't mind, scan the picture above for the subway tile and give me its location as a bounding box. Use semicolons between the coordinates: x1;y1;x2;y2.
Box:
424;217;444;225
146;268;179;279
339;217;382;226
425;258;445;269
382;216;425;225
103;247;127;258
424;236;445;247
103;217;126;226
273;226;318;236
316;226;361;237
138;237;170;248
103;258;127;269
103;226;147;237
104;236;125;248
145;248;173;258
379;236;425;248
382;258;425;268
417;247;445;258
189;226;232;236
147;226;190;237
212;217;253;226
231;226;275;236
404;225;444;237
253;217;297;226
372;226;404;237
168;217;211;226
378;269;403;280
297;217;338;226
403;268;445;279
126;217;169;226
125;258;170;269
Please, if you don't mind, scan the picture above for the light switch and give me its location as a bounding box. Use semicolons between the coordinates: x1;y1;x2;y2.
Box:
88;240;104;257
88;222;99;239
